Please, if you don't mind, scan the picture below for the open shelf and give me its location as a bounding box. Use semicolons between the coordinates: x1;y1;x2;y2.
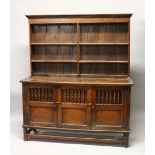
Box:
80;63;128;76
80;23;128;43
30;22;130;78
31;45;77;61
31;24;77;43
80;45;128;61
32;62;77;76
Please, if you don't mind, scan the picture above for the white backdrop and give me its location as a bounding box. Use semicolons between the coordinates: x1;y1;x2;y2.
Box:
10;0;145;155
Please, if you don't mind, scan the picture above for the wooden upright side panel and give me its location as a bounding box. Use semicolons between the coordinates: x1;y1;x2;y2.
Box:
122;87;131;129
22;84;30;124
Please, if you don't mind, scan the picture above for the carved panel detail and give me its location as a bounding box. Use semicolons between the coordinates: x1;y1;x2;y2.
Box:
62;89;87;103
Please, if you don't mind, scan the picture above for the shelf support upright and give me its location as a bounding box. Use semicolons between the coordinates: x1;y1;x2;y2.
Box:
77;23;80;77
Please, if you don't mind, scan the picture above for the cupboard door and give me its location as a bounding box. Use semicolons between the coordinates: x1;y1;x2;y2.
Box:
92;87;130;130
28;85;57;127
58;86;92;129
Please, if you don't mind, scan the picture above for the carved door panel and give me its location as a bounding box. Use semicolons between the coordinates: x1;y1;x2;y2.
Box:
58;86;92;129
92;87;130;130
27;84;57;127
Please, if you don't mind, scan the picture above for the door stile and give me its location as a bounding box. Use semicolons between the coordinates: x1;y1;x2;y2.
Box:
87;87;93;129
57;86;62;128
92;87;96;130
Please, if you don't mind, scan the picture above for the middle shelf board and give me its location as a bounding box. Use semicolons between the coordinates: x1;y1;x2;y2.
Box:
30;42;129;46
31;60;77;63
79;60;128;63
31;60;128;63
33;73;128;78
30;43;77;45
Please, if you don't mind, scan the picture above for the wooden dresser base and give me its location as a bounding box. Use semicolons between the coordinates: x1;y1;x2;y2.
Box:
23;125;129;147
21;77;132;147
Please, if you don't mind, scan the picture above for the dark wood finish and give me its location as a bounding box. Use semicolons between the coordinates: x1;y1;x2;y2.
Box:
21;14;133;147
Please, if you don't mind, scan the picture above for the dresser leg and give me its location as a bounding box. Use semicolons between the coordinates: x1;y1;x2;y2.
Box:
23;128;28;141
124;133;129;148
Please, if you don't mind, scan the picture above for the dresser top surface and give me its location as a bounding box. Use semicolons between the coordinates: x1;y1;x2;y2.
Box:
20;76;133;86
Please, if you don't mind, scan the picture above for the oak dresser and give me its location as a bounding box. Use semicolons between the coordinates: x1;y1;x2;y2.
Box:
21;14;133;147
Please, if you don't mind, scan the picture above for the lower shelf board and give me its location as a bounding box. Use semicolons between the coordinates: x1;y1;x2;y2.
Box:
28;133;125;144
23;124;130;133
23;126;129;147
